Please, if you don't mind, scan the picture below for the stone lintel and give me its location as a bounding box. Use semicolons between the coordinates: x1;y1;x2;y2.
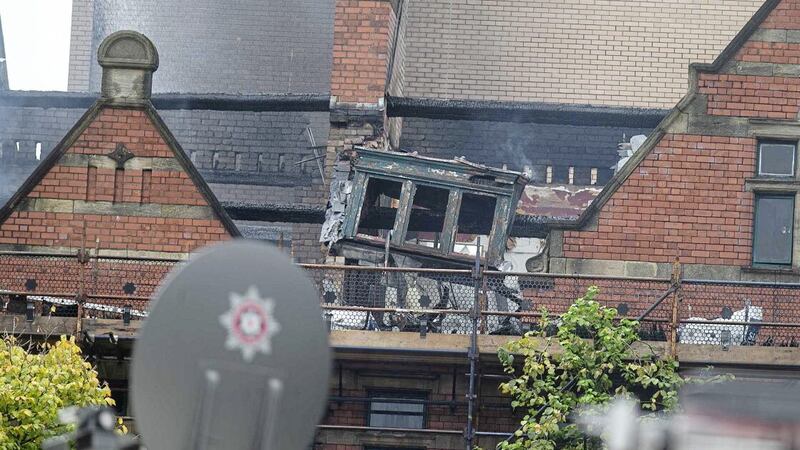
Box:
720;60;800;78
0;243;187;260
58;154;182;171
687;115;750;137
751;28;789;43
749;119;800;139
559;257;800;283
18;199;214;220
749;28;800;44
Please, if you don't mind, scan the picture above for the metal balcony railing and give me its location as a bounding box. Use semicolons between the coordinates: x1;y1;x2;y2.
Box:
1;251;799;348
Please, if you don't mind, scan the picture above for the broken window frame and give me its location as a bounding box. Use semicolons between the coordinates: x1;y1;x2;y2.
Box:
345;173;510;258
340;148;528;267
453;191;500;258
396;182;459;253
354;175;406;243
349;177;504;260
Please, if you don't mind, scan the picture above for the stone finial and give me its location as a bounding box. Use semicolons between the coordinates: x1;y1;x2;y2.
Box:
97;30;159;101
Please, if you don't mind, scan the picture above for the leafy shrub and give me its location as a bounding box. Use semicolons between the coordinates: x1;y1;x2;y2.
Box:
0;336;114;450
495;287;683;450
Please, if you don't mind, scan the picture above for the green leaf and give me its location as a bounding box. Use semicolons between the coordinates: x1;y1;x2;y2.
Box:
488;287;719;450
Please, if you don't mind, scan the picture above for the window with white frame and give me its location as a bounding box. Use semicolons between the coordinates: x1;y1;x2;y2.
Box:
758;141;796;177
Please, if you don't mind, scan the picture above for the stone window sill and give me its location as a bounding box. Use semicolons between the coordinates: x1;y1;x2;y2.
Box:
741;265;800;275
744;178;800;193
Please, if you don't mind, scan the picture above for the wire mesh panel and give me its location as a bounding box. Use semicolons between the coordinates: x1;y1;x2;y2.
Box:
302;266;476;334
0;252;84;295
485;272;673;338
679;280;800;346
0;251;180;320
3;251;800;347
88;256;180;311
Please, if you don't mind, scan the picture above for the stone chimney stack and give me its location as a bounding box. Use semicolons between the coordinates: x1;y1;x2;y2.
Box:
97;30;159;101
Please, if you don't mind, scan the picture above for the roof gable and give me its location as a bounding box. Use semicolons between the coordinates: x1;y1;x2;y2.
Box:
0;98;239;253
570;0;787;230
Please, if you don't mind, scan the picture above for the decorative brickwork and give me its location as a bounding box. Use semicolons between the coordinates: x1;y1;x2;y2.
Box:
0;105;235;255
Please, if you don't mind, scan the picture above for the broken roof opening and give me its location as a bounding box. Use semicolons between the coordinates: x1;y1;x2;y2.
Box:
322;148;528;268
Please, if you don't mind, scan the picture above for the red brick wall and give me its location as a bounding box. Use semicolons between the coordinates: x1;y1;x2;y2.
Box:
331;0;395;103
0;254;174;308
697;1;800;119
561;2;800;268
736;41;800;65
564;134;755;265
763;0;800;29
315;362;518;450
0;106;231;253
699;74;800;119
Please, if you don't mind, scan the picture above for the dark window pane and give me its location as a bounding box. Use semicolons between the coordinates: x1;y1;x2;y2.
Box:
404;185;450;250
759;142;796;176
357;178;403;241
753;195;794;265
454;193;496;256
368;391;427;430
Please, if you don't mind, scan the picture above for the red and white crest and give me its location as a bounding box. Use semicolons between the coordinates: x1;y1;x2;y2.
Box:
219;286;281;362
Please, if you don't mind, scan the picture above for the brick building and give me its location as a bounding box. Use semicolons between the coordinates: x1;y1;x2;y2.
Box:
0;31;236;301
3;1;800;450
0;0;773;263
549;0;800;282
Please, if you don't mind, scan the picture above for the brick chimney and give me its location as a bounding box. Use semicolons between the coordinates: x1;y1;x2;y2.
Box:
97;30;159;101
325;0;403;181
330;0;395;105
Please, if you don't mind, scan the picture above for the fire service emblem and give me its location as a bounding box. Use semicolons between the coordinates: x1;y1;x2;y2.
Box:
219;286;281;362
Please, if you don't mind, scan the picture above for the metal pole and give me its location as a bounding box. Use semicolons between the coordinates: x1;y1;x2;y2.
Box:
465;238;481;450
75;223;88;336
669;257;682;359
384;230;392;268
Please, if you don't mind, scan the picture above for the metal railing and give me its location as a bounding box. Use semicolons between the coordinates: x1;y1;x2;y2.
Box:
1;250;799;348
0;250;179;324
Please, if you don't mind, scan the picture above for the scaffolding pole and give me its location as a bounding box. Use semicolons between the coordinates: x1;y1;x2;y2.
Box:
465;240;481;450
